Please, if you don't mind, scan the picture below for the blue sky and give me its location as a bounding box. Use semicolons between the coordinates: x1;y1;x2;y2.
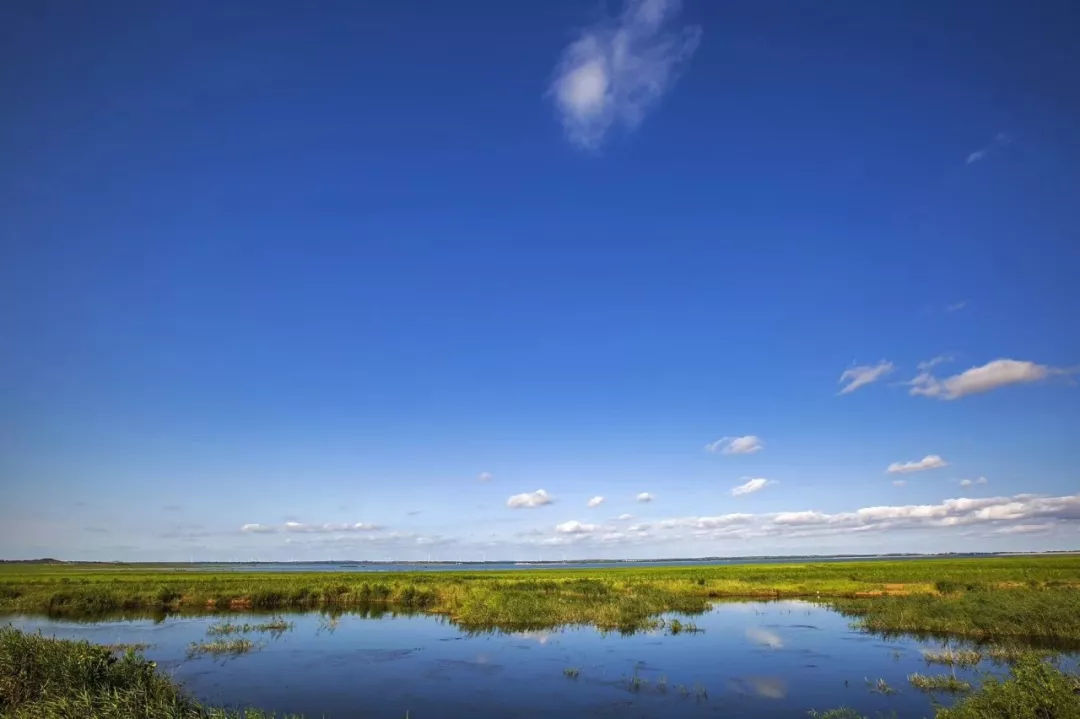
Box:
2;0;1078;561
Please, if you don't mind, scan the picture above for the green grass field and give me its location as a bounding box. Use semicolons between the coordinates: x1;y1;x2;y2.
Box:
2;555;1079;642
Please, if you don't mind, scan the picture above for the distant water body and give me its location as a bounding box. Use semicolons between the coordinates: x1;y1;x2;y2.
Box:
177;553;1004;573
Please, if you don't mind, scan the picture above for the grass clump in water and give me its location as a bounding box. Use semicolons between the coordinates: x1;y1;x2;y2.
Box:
908;673;972;693
0;626;295;717
562;667;579;679
187;638;258;658
866;677;897;695
922;648;981;667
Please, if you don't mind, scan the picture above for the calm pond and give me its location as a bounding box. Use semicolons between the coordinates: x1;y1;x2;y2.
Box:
4;600;1057;717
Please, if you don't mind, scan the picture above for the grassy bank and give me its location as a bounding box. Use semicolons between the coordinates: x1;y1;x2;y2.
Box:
0;626;294;718
1;556;1078;641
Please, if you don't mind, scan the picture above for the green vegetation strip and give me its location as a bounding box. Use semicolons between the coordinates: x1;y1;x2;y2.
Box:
0;627;295;718
1;556;1078;640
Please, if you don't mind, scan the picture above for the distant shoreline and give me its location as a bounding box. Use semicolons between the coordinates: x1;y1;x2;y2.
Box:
4;549;1078;566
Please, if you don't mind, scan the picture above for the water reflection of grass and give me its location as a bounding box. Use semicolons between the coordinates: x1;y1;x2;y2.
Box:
206;618;293;637
1;556;1078;644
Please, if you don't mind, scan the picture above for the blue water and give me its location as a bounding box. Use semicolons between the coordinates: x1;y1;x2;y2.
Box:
5;600;1034;718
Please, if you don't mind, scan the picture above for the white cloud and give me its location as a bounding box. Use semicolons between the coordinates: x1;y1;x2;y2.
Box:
887;455;948;474
555;520;599;534
586;496;605;508
507;489;553;509
838;361;894;394
960;476;988;487
909;358;1068;400
478;472;493;482
892;480;907;487
731;477;774;496
636;492;654;503
240;523;273;533
550;0;701;149
966;132;1010;164
616;513;634;520
946;301;968;313
705;435;764;455
511;492;1080;550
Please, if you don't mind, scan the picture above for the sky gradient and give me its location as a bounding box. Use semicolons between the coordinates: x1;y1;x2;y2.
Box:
2;0;1078;561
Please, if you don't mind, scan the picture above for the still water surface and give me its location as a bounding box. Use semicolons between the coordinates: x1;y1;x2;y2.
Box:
6;600;1031;717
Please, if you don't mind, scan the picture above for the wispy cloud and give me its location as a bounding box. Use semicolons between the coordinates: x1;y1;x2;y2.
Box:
587;496;605;508
960;476;988;487
507;489;553;509
477;471;493;482
945;301;968;313
240;521;379;534
636;492;654;503
892;480;907;487
909;358;1071;400
838;361;894;394
731;477;774;496
966;132;1010;164
887;455;948;474
550;0;701;149
616;513;634;520
705;435;764;455
917;355;953;371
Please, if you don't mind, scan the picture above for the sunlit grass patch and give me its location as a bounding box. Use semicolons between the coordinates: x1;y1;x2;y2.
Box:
907;673;972;693
922;648;980;666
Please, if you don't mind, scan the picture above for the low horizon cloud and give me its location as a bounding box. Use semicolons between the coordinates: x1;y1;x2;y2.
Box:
521;492;1080;549
636;492;654;502
550;0;701;149
241;521;379;534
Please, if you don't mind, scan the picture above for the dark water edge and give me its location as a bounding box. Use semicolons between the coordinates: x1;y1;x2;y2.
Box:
7;599;1075;718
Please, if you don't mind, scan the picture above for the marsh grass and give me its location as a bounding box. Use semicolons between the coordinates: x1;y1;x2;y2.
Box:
1;556;1078;642
866;677;897;695
936;655;1080;718
922;649;981;667
562;667;579;678
101;641;151;652
187;638;259;658
908;673;972;693
0;626;296;717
